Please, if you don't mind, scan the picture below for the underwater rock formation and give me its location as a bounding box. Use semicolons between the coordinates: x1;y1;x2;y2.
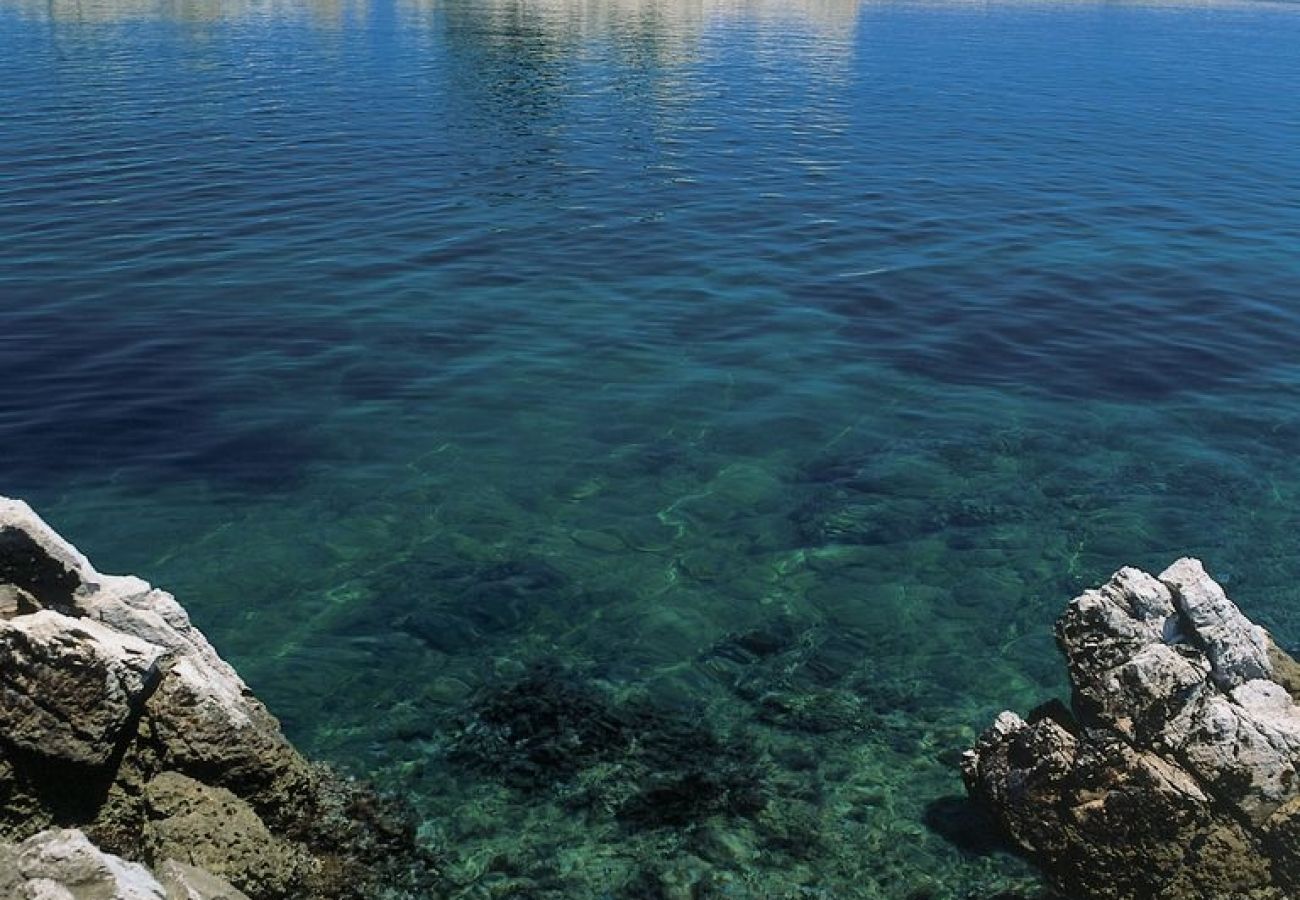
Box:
449;660;768;830
0;497;436;899
963;558;1300;899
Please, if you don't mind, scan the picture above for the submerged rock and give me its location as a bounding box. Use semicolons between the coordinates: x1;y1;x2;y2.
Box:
963;558;1300;899
0;496;437;899
449;660;769;830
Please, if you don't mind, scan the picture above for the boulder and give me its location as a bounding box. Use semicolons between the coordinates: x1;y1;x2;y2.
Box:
0;610;163;765
0;497;312;814
0;827;252;900
1;827;166;899
964;558;1300;899
0;497;99;613
142;772;314;898
0;497;436;899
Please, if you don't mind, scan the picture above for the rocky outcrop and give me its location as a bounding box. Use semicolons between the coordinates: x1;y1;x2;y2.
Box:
963;558;1300;899
0;497;436;899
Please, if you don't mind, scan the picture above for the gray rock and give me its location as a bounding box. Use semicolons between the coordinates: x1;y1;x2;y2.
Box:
0;498;100;613
965;558;1300;899
0;829;251;900
0;610;163;766
0;496;311;805
5;828;167;899
1168;679;1300;823
156;860;251;900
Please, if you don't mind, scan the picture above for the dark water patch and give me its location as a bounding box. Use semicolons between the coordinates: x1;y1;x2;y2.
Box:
0;312;216;481
602;436;704;480
790;491;941;547
166;423;324;491
923;796;1017;857
701;617;881;734
449;662;770;830
803;628;876;688
0;309;329;492
617;765;766;830
705;616;803;666
335;359;430;403
449;662;626;787
815;266;1298;400
395;609;480;656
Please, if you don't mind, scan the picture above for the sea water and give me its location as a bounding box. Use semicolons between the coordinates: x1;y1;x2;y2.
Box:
3;0;1300;896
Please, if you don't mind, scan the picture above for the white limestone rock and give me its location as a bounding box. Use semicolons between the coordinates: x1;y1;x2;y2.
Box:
0;496;307;799
0;496;263;744
1166;678;1300;823
1055;565;1209;743
1160;557;1272;689
0;829;250;900
6;828;167;900
0;496;433;899
0;498;101;614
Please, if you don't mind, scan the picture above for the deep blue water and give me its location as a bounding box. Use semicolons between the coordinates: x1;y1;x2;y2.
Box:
4;0;1300;896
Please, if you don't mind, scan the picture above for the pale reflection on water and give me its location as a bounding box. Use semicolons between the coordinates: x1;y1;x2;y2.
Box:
7;0;864;35
426;0;864;40
7;0;1276;29
5;0;372;24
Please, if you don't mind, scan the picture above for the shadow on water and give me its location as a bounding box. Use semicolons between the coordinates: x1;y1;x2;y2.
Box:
922;795;1016;857
0;296;507;493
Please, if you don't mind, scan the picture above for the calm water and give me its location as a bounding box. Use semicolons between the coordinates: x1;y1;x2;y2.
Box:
4;0;1300;895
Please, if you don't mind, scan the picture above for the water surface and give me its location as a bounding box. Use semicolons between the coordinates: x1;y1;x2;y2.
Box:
3;0;1300;896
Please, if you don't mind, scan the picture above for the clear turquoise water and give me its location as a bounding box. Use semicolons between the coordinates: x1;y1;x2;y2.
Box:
4;0;1300;895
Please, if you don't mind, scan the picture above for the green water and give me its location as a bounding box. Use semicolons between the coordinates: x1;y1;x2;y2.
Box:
33;377;1300;898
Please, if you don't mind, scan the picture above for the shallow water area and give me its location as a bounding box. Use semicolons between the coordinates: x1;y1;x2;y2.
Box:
4;0;1300;896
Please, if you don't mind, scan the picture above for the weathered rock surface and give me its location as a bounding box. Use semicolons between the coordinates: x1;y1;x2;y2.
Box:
0;827;252;899
142;773;312;898
0;827;167;900
0;497;436;899
0;610;162;766
156;859;252;900
964;558;1300;899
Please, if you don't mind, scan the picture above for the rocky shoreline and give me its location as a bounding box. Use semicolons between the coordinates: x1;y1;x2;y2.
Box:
0;496;437;898
14;486;1298;899
965;559;1300;899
